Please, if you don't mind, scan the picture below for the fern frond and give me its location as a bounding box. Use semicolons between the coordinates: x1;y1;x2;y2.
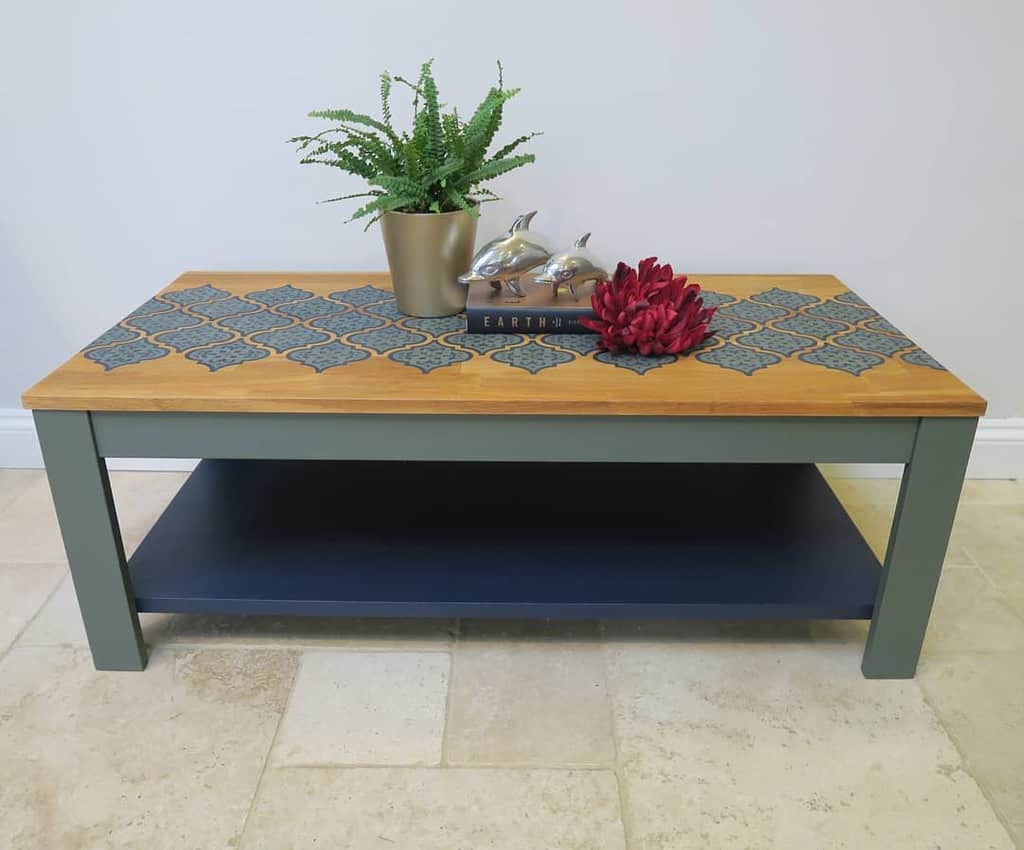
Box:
490;131;542;161
423;157;464;187
348;193;419;222
444;187;481;218
308;108;399;144
379;72;393;130
318;191;383;204
419;61;445;164
457;153;535;188
370;173;428;200
302;151;377;181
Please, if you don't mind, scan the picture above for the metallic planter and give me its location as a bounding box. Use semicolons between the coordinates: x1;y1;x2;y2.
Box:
380;209;478;317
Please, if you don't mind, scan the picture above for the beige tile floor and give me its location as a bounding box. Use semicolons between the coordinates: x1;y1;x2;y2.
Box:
0;468;1021;849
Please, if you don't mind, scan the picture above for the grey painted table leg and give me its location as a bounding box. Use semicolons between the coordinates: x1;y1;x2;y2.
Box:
861;417;977;678
34;411;147;671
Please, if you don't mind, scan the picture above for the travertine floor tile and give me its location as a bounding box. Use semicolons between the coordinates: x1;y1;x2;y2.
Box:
825;476;1022;507
811;568;1024;658
826;476;976;566
0;646;296;850
0;469;186;564
0;562;64;654
824;476;902;506
952;503;1024;614
240;766;625;850
845;500;978;566
0;474;65;563
919;650;1024;848
270;651;449;766
108;470;188;555
459;617;601;642
17;574;173;648
0;469;42;513
604;619;812;643
926;567;1024;655
606;642;1014;850
446;640;614;766
165;613;455;649
959;479;1024;504
842;503;893;562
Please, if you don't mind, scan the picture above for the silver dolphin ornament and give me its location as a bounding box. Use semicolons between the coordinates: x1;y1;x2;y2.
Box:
457;211;553;298
532;233;610;299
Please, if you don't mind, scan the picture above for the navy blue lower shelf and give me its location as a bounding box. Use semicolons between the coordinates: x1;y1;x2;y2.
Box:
129;460;881;619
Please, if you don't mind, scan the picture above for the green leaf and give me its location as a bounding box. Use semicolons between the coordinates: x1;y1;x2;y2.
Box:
370;173;428;200
457;153;535;189
423;157;464;187
419;60;445;165
490;131;541;161
445;187;480;218
318;191;383;204
307;108;398;142
379;72;393;129
348;193;419;222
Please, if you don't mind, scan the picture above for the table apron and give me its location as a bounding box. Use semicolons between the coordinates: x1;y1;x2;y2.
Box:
89;412;919;463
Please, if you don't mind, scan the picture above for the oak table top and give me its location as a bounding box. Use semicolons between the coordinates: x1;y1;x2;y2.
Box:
22;272;986;417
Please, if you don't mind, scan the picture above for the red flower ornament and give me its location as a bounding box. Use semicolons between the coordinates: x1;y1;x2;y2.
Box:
579;257;716;356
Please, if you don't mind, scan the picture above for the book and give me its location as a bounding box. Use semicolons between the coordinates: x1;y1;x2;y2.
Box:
464;281;597;334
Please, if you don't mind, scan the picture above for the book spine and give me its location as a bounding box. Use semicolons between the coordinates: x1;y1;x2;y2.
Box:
465;309;596;335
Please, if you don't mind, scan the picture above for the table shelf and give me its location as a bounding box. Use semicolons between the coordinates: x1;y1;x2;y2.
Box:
128;460;881;620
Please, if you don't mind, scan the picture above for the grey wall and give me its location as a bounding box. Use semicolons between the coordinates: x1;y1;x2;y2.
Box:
2;0;1021;414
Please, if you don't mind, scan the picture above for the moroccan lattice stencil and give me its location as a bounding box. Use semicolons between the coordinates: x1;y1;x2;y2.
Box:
82;283;943;377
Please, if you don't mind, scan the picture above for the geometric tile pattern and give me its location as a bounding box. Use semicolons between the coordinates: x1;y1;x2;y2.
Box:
81;281;948;378
594;351;678;374
800;344;883;376
389;341;473;374
185;340;270;372
287;341;371;372
84;339;169;371
735;328;815;356
154;324;233;352
250;326;331;353
492;341;575;374
697;343;782;375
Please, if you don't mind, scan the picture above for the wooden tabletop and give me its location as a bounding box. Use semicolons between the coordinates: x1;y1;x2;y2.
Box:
22;272;986;417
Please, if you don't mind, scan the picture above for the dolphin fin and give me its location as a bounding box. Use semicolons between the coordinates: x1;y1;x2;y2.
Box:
574;232;591;248
510;210;538;233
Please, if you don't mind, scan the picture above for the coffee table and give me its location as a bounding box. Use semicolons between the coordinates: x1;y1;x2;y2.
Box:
23;272;985;676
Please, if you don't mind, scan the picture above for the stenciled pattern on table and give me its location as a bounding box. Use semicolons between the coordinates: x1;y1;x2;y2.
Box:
81;282;949;377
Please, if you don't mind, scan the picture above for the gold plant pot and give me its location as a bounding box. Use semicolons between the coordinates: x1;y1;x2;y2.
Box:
379;208;478;317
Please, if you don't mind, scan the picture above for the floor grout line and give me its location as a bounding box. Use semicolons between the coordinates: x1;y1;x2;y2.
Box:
263;761;620;772
234;649;302;848
0;567;66;665
599;624;635;850
913;676;1020;847
151;640;455;653
438;648;455;767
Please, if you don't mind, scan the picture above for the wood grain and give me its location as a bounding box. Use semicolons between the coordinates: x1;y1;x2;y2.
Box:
22;272;986;417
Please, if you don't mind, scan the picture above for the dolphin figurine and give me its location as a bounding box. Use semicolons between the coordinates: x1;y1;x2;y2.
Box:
532;233;610;299
457;211;553;298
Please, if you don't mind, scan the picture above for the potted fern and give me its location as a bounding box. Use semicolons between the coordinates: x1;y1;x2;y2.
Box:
291;60;539;317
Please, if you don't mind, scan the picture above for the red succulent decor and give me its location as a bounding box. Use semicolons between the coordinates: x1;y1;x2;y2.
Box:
580;257;716;356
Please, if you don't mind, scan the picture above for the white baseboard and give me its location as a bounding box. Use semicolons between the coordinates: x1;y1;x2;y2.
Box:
1;408;1021;478
0;410;196;472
